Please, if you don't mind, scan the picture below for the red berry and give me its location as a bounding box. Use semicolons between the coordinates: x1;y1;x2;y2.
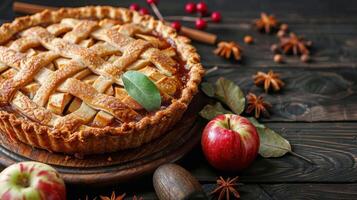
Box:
196;2;208;14
211;11;221;22
146;0;157;5
185;2;196;13
195;18;207;30
171;21;182;31
139;8;149;15
129;3;140;11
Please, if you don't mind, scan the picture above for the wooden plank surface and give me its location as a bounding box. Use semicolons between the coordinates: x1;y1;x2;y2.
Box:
260;184;357;200
70;183;357;199
1;0;356;199
182;122;357;183
205;67;357;122
194;19;357;67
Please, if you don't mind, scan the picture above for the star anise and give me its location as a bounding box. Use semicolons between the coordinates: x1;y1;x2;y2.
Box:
211;176;240;200
246;93;271;118
214;41;243;61
132;196;144;200
255;13;279;33
280;32;312;55
100;192;125;200
253;70;284;93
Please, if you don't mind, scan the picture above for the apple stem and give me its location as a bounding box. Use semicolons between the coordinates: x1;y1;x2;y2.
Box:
227;118;231;130
289;151;315;165
17;174;30;188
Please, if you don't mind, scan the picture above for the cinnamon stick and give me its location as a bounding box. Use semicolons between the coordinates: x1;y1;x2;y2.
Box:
13;2;56;14
12;1;217;44
180;26;217;44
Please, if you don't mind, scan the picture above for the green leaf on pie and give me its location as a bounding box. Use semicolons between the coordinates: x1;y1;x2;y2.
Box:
215;77;245;115
122;71;161;111
248;118;291;158
199;102;233;120
201;82;215;97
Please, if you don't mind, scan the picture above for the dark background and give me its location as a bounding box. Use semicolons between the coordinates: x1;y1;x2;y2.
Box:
1;0;357;199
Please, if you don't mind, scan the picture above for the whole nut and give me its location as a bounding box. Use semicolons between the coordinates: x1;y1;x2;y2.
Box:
153;164;207;200
244;35;254;44
270;44;280;53
277;30;286;38
301;54;310;63
280;23;289;31
274;54;284;63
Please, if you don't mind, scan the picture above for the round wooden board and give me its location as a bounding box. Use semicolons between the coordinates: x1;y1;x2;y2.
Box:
0;94;206;185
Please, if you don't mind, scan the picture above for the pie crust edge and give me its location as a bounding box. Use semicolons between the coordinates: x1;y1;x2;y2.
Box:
0;6;204;154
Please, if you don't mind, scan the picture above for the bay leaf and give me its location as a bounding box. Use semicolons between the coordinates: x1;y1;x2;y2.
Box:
257;127;291;158
247;117;266;129
248;118;291;158
199;102;232;120
215;77;245;115
122;71;161;111
200;82;215;97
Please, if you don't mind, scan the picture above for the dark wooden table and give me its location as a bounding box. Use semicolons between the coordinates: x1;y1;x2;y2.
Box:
1;0;357;199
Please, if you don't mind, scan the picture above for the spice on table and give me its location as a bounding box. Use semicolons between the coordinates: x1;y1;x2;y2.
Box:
214;41;243;61
244;35;254;44
277;29;286;38
253;70;285;93
280;23;289;32
280;32;312;55
100;192;125;200
210;176;240;200
300;54;311;63
255;12;279;33
246;93;272;119
132;196;144;200
270;44;280;53
273;54;284;63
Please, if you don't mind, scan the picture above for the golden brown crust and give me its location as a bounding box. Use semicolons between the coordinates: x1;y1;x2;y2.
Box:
0;6;204;154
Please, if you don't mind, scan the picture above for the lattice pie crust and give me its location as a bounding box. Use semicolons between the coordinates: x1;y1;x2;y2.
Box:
0;6;204;154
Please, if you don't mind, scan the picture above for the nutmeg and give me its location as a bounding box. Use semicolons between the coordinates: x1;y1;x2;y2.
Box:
277;30;286;38
300;54;311;63
274;54;284;63
270;44;280;53
280;23;289;31
153;164;207;200
244;35;254;44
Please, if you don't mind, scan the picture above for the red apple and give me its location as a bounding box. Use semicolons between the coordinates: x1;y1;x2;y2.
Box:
0;161;66;200
201;114;260;171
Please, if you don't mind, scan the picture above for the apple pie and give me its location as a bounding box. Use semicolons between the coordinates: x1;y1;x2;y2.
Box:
0;6;204;154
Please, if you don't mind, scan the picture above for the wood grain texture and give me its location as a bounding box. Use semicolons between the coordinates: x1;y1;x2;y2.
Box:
72;183;357;200
261;184;357;200
205;67;357;121
195;19;357;68
181;122;357;183
2;0;357;199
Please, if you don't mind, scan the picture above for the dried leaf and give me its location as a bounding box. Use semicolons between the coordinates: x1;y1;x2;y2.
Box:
122;71;161;111
215;77;245;115
248;118;291;158
201;82;215;97
199;102;233;120
248;117;266;129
